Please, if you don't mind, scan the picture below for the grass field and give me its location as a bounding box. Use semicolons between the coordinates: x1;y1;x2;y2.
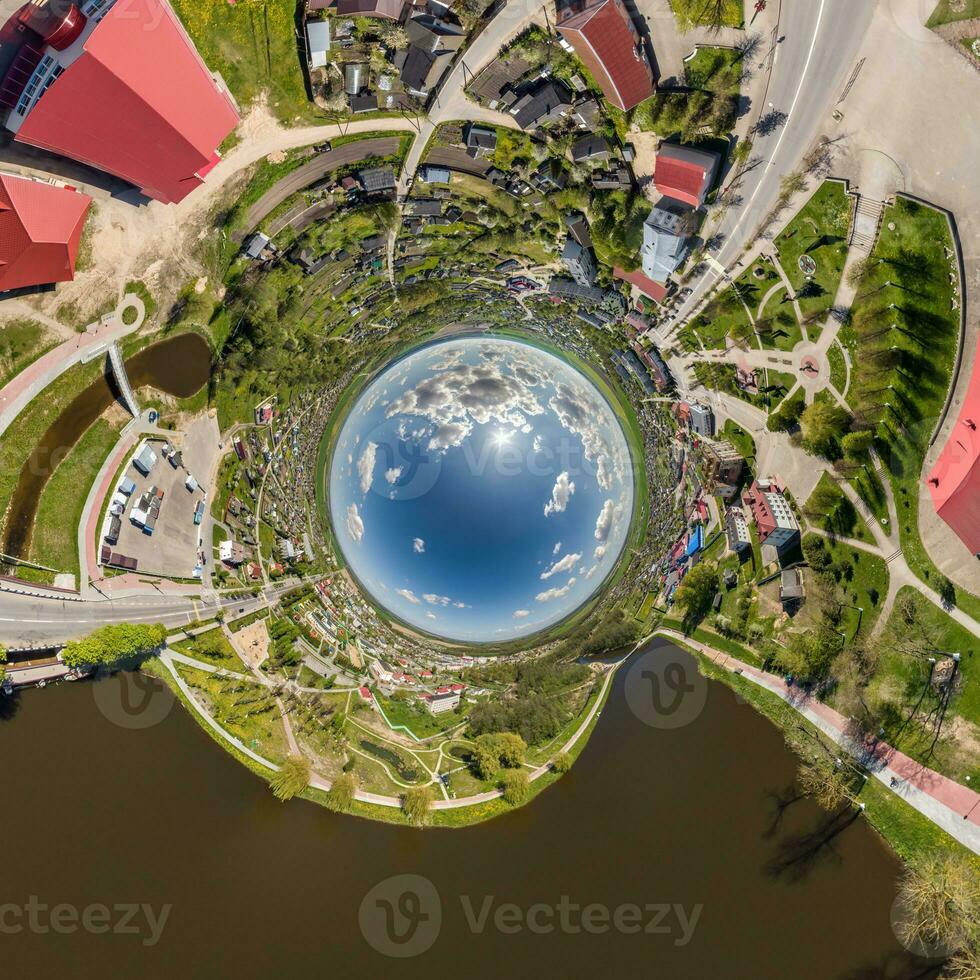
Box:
684;46;743;95
28;417;122;578
847;198;976;614
827;339;848;394
774;180;851;320
669;0;743;29
0;358;104;541
804;472;875;544
171;0;315;126
0;319;57;390
927;0;980;27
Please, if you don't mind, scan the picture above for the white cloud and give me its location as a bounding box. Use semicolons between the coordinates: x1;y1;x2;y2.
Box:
385;467;402;484
357;442;378;494
345;503;364;543
594;545;607;560
396;588;421;604
544;471;575;517
536;578;577;603
594;499;615;542
584;563;600;579
423;593;451;606
540;552;581;580
553;541;561;555
532;434;545;453
413;537;425;554
513;609;530;618
425;612;437;620
453;601;466;609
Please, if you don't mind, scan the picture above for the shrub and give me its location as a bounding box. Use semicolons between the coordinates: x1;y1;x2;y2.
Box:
501;769;530;805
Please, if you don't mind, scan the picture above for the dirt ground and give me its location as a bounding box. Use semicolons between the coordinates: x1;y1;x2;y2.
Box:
232;619;271;668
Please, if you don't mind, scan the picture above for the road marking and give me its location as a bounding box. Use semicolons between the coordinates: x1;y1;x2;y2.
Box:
675;0;828;319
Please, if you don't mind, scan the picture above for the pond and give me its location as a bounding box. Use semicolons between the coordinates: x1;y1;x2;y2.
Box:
0;639;934;979
1;332;211;562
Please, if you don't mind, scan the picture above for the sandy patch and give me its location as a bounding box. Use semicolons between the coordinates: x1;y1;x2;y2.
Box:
232;620;271;668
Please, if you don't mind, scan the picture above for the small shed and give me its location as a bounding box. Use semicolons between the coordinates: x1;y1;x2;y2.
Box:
306;19;331;68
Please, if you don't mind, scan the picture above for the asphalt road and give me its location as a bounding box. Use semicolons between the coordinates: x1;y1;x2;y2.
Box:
666;0;877;329
0;584;294;647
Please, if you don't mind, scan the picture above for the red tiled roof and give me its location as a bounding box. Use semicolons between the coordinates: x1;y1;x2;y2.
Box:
0;173;90;292
557;0;654;111
13;0;239;205
928;336;980;554
654;153;711;208
614;266;667;302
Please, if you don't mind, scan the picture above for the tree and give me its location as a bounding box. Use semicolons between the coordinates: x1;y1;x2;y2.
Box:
270;755;311;802
895;854;980;970
846;255;876;289
327;772;358;812
402;786;433;827
61;623;167;669
0;643;6;684
799;400;850;458
841;429;874;461
470;732;527;778
767;394;804;432
500;769;530;805
551;752;572;774
379;24;408;49
672;561;718;630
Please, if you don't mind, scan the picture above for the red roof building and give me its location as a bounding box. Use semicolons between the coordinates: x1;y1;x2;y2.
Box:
333;0;405;19
614;266;667;304
653;143;720;209
927;342;980;555
557;0;654;112
741;477;799;551
0;171;90;291
0;0;239;205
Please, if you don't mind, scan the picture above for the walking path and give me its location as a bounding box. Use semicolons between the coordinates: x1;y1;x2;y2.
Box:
0;291;146;438
657;629;980;853
156;635;633;814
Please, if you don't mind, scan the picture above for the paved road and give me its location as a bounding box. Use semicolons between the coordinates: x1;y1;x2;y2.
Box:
0;583;294;647
239;137;401;236
663;0;877;332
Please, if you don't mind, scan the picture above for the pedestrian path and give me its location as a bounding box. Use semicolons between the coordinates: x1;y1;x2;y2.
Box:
657;629;980;853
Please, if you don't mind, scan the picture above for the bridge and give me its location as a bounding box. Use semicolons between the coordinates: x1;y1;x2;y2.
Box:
107;342;139;417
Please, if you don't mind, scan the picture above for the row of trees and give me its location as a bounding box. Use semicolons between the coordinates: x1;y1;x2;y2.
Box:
61;624;167;669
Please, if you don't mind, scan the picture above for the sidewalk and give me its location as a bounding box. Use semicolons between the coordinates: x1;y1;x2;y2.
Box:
659;629;980;853
0;292;146;438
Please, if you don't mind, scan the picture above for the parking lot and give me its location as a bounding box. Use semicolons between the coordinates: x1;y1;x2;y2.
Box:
103;417;219;578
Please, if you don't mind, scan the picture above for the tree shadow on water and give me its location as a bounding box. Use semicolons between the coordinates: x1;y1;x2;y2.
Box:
0;690;22;722
763;805;861;883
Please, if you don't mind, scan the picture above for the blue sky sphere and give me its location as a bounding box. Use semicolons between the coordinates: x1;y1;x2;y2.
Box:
328;336;635;641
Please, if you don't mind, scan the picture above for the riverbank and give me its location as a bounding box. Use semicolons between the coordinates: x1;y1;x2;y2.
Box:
659;629;980;865
142;637;625;829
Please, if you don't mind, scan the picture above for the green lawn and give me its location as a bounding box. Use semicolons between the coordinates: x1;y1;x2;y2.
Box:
927;0;980;27
774;180;851;319
827;340;847;394
0;319;57;390
29;417;123;578
802;533;888;639
171;628;242;668
685;287;752;349
804;472;875;544
847;197;978;615
866;587;980;783
669;0;743;29
721;419;756;469
375;692;464;740
684;46;743;95
171;0;315;126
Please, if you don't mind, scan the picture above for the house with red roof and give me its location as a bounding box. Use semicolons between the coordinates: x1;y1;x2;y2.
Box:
0;0;239;205
927;342;980;556
0;171;89;292
653;143;720;209
556;0;655;112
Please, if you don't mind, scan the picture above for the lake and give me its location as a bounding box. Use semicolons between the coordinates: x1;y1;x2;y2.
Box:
0;639;934;978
